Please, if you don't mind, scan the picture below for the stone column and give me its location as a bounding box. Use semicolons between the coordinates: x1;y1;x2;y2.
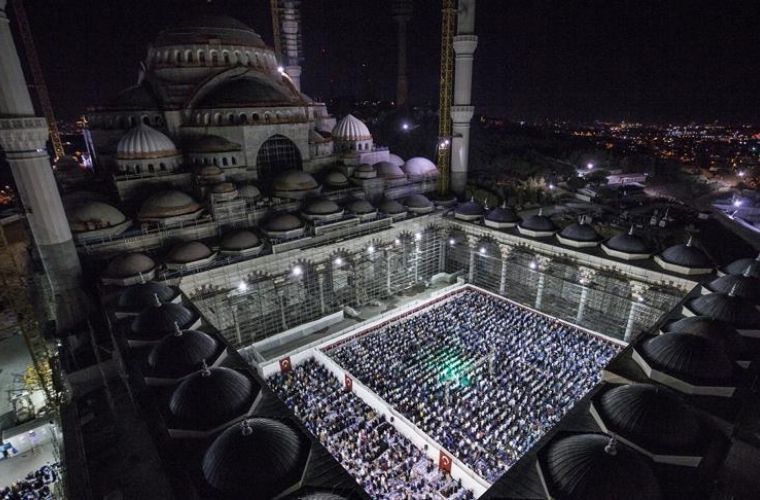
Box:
498;245;512;295
624;282;648;342
316;264;326;314
392;0;413;107
467;235;478;283
438;237;447;272
533;256;551;310
278;291;288;331
386;250;393;294
575;267;597;323
281;0;303;91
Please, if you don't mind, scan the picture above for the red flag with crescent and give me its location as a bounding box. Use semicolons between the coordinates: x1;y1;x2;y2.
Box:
344;374;353;392
279;357;292;373
439;451;452;473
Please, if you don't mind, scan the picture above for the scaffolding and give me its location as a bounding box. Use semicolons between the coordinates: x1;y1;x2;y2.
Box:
190;225;684;349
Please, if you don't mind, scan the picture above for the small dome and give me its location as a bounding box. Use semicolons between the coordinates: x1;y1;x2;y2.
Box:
196;165;224;177
485;203;520;223
638;332;733;383
454;198;485;217
402;157;439;177
169;366;258;428
210;182;236;194
220;229;261;252
387;153;405;167
374;161;406;179
237;184;262;202
107;83;158;110
519;210;556;232
68;202;127;233
404;194;433;209
543;434;661;500
659;238;711;269
663;316;747;359
104;252;156;279
722;254;760;278
185;135;241;153
138;190;201;220
202;418;306;497
352;163;377;179
346;199;376;215
559;220;601;242
706;272;760;304
166;241;213;264
130;302;196;341
604;227;652;255
378;199;406;215
302;197;341;215
324;170;349;188
598;384;701;451
686;291;760;328
116;124;178;160
273;170;319;193
117;282;176;310
264;213;305;232
148;328;220;378
332;114;371;141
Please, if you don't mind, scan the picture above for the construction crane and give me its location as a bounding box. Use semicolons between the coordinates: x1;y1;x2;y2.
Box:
270;0;283;62
436;0;456;196
11;0;65;161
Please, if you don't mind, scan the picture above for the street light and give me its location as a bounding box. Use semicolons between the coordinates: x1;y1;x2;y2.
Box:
367;245;375;254
402;122;410;131
449;238;456;246
237;282;248;292
414;232;422;241
292;265;303;276
529;261;537;270
334;257;343;267
586;162;594;170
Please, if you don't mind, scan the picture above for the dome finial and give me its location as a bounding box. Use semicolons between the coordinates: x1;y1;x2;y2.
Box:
538;207;543;216
153;293;162;307
755;252;760;262
628;225;635;236
200;359;211;377
470;195;474;203
240;419;253;436
728;282;738;298
604;437;618;456
501;200;506;209
484;199;489;210
743;264;753;277
686;234;694;247
173;321;183;336
138;271;146;284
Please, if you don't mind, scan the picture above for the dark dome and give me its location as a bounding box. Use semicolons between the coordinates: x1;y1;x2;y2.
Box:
185;135;241;153
485;204;519;223
543;434;661;500
378;199;406;215
604;228;652;254
117;282;177;310
662;316;747;359
722;255;760;278
660;239;711;268
169;367;258;428
155;15;266;48
559;221;602;242
130;302;196;341
519;211;556;232
638;333;733;383
346;199;375;215
687;292;760;329
706;273;760;304
598;384;701;452
202;418;306;498
107;83;159;110
148;329;220;378
198;75;301;108
219;229;261;251
454;199;485;217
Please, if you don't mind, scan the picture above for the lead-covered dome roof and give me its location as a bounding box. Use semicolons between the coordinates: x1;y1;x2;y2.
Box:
237;184;262;202
597;384;701;452
130;302;197;341
332;114;371;141
543;433;661;500
387;153;405;167
686;291;760;328
154;15;267;48
169;366;258;428
197;74;303;108
346;199;376;215
166;241;213;264
324;170;349;188
67;202;127;233
264;213;304;232
104;252;156;279
604;227;652;254
374;161;406;179
202;418;307;498
722;254;760;278
706;272;760;304
559;220;601;242
148;328;220;378
107;83;159;110
485;203;519;223
220;229;262;251
116;124;178;160
404;194;433;209
138;190;201;220
454;198;485;217
118;282;177;310
185;135;241;153
659;238;711;268
273;170;319;193
378;199;406;215
638;332;734;383
519;210;556;232
402;157;439;177
303;197;341;215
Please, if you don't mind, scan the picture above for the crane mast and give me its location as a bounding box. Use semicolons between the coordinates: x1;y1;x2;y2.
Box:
11;0;65;161
436;0;456;196
270;0;282;61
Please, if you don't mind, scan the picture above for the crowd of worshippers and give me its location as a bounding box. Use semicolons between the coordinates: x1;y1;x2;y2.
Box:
328;290;620;482
1;464;59;500
269;359;474;500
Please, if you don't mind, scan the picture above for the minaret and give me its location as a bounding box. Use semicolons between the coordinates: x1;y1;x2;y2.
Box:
392;0;413;107
0;0;83;328
281;0;303;92
450;0;477;196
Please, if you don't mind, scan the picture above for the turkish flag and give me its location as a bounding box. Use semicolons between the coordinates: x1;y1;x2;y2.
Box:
279;357;292;373
344;374;353;392
439;451;452;473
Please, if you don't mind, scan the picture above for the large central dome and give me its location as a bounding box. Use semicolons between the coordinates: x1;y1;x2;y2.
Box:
154;15;266;48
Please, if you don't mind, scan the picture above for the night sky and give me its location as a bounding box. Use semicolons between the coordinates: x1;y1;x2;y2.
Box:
16;0;760;124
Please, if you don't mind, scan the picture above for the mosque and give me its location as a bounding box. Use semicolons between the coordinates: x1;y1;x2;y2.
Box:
1;0;760;499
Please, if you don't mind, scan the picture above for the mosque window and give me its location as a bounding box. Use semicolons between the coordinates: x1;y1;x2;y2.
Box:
223;51;230;64
234;51;241;63
252;113;260;122
228;113;235;125
148;164;155;173
198;51;205;64
160;163;166;171
215;114;222;126
129;116;137;127
142;116;150;125
231;156;237;165
186;50;193;63
239;113;248;124
256;134;303;189
222;157;229;166
210;51;218;64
